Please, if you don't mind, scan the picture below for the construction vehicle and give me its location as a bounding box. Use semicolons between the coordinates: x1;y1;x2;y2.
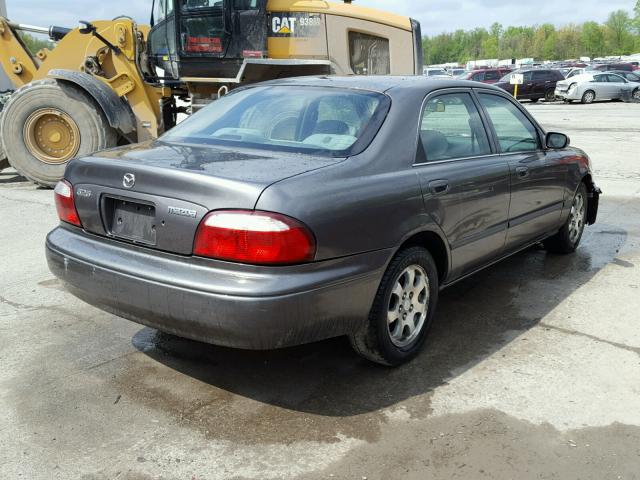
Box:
0;0;423;186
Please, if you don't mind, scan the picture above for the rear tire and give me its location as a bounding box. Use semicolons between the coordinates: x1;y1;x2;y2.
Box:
544;183;588;254
0;79;117;187
349;247;439;366
581;90;595;104
545;90;556;102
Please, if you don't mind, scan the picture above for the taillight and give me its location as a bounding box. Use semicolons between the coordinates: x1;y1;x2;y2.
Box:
54;180;82;227
193;210;316;265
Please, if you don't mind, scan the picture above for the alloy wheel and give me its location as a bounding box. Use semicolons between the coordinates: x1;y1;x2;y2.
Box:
568;192;586;244
387;264;430;348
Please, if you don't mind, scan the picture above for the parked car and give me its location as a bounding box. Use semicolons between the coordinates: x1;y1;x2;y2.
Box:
494;69;564;102
566;68;587;79
555;73;640;103
448;68;466;77
590;63;634;72
606;70;640;82
423;67;450;78
46;77;601;366
458;68;513;84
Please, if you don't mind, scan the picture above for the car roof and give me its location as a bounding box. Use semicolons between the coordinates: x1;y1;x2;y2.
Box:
255;75;505;94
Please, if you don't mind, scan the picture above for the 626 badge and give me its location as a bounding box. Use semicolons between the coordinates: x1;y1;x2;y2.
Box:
269;13;323;38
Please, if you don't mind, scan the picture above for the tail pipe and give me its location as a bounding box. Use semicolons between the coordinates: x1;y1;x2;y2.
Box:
7;21;71;41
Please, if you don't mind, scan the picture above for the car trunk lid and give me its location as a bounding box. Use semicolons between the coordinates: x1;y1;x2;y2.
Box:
65;141;342;255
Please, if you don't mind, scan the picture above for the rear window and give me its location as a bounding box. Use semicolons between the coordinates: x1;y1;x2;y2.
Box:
162;86;390;157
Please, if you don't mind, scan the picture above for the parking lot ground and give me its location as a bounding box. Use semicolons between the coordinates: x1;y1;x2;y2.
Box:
1;102;639;479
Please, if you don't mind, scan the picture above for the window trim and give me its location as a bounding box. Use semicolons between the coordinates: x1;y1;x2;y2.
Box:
473;89;544;155
413;87;498;167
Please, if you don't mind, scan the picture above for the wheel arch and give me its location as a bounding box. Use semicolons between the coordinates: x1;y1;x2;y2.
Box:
395;230;450;284
581;173;600;225
47;69;136;139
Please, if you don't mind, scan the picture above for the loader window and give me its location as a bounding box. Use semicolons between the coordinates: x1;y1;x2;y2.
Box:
154;0;173;23
181;15;227;54
349;32;390;75
181;0;224;10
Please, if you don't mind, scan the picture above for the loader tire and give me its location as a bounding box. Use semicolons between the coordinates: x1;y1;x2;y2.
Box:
0;79;117;187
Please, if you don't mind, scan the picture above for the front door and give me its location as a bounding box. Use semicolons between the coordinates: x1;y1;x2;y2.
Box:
477;91;566;251
414;90;510;278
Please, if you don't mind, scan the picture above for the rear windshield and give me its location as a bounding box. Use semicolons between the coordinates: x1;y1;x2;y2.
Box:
162;86;390;157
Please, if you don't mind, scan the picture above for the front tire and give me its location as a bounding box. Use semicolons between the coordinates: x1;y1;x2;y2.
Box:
0;79;117;187
633;88;640;102
530;98;539;103
544;183;588;254
350;247;439;366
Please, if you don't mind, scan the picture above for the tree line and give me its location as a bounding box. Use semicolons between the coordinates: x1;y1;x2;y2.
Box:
423;2;640;64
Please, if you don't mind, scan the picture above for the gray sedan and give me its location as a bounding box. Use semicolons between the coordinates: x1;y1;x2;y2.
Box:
555;72;640;103
46;77;600;366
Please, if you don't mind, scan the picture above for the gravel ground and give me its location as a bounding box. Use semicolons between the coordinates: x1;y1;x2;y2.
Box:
1;101;639;479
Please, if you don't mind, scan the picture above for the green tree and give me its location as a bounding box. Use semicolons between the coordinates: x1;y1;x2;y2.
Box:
581;21;605;58
421;7;640;65
604;10;634;54
17;33;54;55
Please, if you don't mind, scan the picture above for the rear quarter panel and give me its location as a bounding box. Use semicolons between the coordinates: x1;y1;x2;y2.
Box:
255;86;447;262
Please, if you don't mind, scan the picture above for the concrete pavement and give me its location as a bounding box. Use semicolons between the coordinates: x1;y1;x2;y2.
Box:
1;101;639;479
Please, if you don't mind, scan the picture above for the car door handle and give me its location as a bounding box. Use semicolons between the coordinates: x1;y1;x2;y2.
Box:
516;166;530;178
428;180;450;195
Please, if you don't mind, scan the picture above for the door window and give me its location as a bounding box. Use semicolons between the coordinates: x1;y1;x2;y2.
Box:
484;70;499;81
349;32;390;75
593;74;607;82
478;94;540;153
419;92;491;162
605;74;626;83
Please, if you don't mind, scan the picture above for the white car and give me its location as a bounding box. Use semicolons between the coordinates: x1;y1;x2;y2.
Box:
555;73;640;104
423;68;451;78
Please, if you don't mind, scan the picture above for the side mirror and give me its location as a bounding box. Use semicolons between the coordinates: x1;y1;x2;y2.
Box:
546;132;569;149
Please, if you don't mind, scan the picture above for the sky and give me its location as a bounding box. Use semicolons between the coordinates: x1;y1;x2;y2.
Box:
4;0;637;36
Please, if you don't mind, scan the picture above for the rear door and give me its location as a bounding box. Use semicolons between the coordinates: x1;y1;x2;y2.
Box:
519;71;534;98
592;74;612;98
532;70;552;97
476;91;565;251
414;89;510;278
605;74;628;99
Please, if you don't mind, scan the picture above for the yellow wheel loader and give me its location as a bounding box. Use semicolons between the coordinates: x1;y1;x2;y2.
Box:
0;0;423;186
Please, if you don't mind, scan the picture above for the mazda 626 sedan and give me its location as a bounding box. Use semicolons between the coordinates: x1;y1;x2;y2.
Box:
46;76;601;366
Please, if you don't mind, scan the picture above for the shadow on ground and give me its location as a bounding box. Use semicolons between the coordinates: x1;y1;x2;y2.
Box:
0;169;28;184
131;224;627;426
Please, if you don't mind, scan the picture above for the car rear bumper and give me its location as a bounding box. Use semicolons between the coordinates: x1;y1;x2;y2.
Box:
46;226;389;350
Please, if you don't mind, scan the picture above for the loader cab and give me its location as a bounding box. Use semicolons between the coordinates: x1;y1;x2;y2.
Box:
148;0;268;81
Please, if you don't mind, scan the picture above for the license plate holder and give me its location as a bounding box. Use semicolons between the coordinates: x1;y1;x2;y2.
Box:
105;197;157;245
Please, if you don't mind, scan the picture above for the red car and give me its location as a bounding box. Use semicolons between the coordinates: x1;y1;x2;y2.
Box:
460;68;513;84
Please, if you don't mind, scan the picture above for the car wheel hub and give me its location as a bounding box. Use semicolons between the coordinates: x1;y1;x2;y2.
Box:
387;264;429;348
568;192;586;244
24;108;81;165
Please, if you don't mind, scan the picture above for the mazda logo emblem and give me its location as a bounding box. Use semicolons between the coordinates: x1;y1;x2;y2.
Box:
123;173;136;189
